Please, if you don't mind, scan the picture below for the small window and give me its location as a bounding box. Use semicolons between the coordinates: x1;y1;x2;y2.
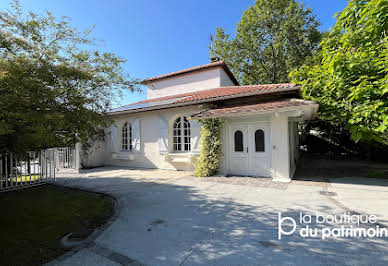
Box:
255;129;265;152
234;130;243;152
121;122;132;151
173;117;191;151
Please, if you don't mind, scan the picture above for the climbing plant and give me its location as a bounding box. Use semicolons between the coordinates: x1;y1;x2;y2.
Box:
194;118;223;177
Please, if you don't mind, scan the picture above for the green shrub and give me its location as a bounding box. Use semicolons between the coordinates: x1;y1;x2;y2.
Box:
194;118;223;177
367;170;387;179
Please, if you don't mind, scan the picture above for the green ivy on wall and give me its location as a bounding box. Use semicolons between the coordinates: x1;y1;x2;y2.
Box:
194;118;223;177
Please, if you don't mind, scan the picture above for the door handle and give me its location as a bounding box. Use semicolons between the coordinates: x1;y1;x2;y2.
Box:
247;146;248;153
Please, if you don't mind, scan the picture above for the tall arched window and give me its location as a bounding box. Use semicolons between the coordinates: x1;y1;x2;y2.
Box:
121;122;132;151
173;117;191;151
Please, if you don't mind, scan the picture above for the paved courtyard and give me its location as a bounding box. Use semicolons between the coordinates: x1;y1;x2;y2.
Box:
48;167;388;265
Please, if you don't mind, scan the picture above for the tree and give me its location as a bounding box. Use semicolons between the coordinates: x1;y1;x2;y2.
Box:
291;0;388;144
210;0;321;85
0;1;140;154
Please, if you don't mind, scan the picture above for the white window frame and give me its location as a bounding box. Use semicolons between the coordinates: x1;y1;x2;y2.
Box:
173;116;191;152
121;122;132;151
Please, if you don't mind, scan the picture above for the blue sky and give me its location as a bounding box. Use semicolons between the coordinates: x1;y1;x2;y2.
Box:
0;0;348;106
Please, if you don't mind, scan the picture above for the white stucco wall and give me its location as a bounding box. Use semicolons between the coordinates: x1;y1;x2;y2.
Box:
104;108;298;181
147;68;236;99
219;68;236;87
103;104;308;180
105;105;205;171
79;140;106;168
271;113;291;182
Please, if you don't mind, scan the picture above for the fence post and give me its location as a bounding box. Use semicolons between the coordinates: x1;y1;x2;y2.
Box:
5;154;8;189
39;151;42;182
0;155;3;190
29;152;32;184
48;149;51;179
53;149;56;181
75;143;82;169
0;155;2;181
10;154;14;188
34;152;37;183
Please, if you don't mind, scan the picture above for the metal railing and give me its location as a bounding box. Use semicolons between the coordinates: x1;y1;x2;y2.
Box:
0;146;78;192
56;147;76;170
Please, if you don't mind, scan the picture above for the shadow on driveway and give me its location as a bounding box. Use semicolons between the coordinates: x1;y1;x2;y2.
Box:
53;168;388;265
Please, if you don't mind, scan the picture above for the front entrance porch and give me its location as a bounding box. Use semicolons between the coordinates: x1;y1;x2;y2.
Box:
228;122;271;177
191;98;318;182
221;113;298;182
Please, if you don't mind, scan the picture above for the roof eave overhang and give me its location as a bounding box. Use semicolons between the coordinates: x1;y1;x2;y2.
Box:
107;86;300;116
142;63;239;86
190;103;319;120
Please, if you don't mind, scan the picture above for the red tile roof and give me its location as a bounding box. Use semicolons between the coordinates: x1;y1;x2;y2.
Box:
109;83;300;114
143;60;239;85
141;83;298;104
191;98;318;119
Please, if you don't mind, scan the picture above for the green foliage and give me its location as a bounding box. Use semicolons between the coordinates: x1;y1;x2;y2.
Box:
0;1;140;154
210;0;321;84
291;0;388;144
194;118;223;177
367;170;387;179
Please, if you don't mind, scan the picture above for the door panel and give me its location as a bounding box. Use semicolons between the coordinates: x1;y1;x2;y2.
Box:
248;123;270;177
229;122;271;177
229;125;248;176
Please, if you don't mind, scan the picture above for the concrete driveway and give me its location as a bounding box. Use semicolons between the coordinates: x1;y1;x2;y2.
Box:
328;177;388;225
49;167;388;265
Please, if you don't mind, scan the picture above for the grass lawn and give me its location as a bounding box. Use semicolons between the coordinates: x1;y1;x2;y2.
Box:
0;184;114;266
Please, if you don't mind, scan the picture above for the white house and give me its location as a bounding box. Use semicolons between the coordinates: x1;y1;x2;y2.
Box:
88;59;318;182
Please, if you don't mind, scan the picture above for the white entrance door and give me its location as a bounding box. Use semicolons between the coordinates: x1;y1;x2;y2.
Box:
247;123;270;177
229;125;249;176
229;122;270;177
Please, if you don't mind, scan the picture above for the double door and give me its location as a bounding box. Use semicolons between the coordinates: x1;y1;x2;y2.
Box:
229;123;270;177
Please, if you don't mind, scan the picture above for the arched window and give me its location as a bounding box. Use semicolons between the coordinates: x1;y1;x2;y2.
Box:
234;130;243;152
173;117;191;151
255;129;265;152
121;122;132;151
